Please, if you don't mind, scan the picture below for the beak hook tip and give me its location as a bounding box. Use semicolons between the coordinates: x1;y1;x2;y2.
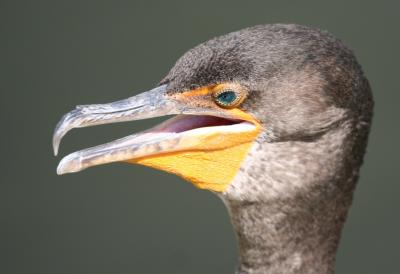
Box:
52;136;60;156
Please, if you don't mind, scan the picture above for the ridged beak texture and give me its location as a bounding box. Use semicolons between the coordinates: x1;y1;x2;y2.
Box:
53;83;261;192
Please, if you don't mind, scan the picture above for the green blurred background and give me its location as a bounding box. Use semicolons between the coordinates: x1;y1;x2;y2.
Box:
1;1;398;273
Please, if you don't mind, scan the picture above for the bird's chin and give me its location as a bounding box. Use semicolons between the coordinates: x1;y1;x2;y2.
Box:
57;114;261;192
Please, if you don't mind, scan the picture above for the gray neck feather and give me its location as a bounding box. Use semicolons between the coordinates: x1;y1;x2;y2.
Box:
221;120;367;274
224;198;345;274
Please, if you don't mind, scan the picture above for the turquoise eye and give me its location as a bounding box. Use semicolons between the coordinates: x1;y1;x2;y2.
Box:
214;90;240;107
212;86;246;108
217;91;237;104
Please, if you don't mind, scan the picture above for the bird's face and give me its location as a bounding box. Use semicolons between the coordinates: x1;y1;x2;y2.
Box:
54;79;264;192
54;24;371;197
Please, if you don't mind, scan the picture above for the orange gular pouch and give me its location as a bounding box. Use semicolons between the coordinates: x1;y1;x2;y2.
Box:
129;141;255;192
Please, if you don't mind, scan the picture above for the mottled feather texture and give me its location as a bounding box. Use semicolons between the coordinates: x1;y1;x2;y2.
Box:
162;24;373;273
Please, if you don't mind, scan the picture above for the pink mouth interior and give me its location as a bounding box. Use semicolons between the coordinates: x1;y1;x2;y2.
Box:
155;115;242;133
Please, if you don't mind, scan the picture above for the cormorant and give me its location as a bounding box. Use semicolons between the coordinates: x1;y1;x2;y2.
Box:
53;24;373;274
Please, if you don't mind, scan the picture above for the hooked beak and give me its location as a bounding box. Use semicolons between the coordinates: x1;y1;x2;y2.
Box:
53;84;261;192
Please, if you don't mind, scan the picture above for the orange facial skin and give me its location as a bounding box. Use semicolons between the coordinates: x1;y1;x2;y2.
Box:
127;83;262;192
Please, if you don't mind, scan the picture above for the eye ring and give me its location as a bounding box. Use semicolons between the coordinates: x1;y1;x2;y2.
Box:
212;88;246;108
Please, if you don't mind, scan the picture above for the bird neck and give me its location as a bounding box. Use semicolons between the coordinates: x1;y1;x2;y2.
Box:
223;197;348;274
220;122;366;274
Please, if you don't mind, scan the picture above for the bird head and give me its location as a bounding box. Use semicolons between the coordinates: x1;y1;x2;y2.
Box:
53;24;373;199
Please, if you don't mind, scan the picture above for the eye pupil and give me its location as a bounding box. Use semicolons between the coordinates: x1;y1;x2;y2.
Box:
217;90;237;105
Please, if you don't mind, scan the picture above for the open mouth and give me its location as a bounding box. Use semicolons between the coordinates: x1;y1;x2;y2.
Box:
56;113;256;175
53;84;262;191
154;114;242;133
